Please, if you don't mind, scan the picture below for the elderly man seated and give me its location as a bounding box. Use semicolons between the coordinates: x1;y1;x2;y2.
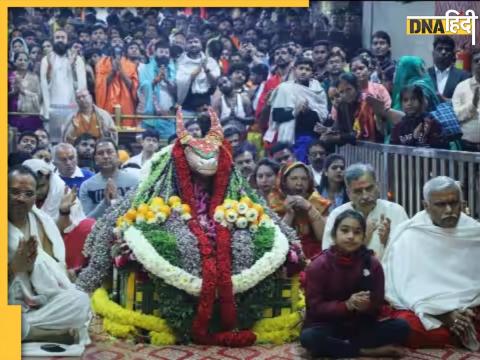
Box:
322;163;409;259
384;176;480;351
8;166;90;345
63;89;118;145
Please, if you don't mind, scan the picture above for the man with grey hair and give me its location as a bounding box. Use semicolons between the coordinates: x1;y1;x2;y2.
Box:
53;143;94;190
383;176;480;350
62;88;118;145
322;163;408;259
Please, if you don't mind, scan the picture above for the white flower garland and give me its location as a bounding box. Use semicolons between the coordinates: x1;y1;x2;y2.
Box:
124;222;289;297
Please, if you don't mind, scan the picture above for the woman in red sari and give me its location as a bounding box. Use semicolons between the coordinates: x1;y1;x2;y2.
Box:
268;162;330;259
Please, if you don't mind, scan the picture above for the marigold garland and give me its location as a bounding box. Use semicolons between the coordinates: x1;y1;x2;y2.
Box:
91;288;175;336
103;318;136;338
252;295;305;345
149;330;176;346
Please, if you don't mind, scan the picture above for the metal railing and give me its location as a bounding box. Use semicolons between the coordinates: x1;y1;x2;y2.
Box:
338;141;480;219
9;105;197;130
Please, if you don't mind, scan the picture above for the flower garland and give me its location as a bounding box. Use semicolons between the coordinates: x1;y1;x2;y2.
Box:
213;197;273;232
173;139;256;347
123;216;289;296
76;190;136;292
91;288;175;342
252;282;306;345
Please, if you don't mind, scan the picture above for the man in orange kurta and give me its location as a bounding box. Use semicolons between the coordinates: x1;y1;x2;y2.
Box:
95;47;139;127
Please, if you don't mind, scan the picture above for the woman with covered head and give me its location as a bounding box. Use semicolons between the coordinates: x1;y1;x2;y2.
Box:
268;161;330;259
8;51;43;132
9;37;29;63
392;56;440;112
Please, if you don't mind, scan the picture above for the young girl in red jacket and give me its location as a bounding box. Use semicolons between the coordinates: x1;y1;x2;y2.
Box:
300;209;410;358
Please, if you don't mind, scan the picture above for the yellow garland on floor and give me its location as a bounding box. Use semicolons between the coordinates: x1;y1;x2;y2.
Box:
103;318;136;338
149;330;176;345
252;291;305;344
92;282;306;346
92;288;176;344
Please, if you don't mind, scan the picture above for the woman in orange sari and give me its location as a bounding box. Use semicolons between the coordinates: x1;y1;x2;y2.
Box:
268;162;330;259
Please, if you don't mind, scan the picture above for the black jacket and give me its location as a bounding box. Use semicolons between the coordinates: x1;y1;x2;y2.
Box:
428;66;470;99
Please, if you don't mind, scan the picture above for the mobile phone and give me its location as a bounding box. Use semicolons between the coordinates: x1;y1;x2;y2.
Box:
40;344;66;353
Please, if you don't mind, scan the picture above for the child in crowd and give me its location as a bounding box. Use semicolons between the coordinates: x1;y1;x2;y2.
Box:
301;209;410;358
391;85;447;148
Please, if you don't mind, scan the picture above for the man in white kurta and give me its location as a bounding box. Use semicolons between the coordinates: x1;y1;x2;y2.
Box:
383;176;480;351
322;163;408;259
40;30;86;144
8;166;90;345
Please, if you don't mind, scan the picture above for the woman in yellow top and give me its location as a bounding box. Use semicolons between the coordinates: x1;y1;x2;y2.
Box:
268;162;330;259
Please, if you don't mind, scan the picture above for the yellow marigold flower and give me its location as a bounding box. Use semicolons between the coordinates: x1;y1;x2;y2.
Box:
181;204;191;214
125;209;137;221
150;197;164;211
252;203;264;217
240;196;254;207
137;204;150;215
224;199;238;210
225;209;238;223
158;204;171;217
116;216;125;228
168;196;182;206
259;214;272;227
146;210;156;220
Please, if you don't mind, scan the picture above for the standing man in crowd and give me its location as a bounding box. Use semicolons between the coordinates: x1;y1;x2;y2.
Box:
428;36;470;101
176;33;221;115
95;43;139;127
452;47;480;152
137;40;177;139
40;29;86;144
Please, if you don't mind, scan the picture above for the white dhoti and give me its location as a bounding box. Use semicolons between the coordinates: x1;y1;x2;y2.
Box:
9;207;91;352
22;288;90;339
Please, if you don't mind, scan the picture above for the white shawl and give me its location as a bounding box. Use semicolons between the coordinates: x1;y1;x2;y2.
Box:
383;210;480;330
23;159;85;233
175;52;220;105
9;207;74;306
264;79;328;144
